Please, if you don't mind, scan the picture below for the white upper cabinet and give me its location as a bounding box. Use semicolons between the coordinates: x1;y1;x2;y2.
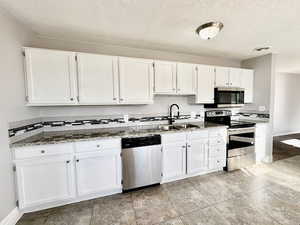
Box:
176;63;196;95
241;69;254;103
77;53;119;105
118;57;154;104
24;48;77;105
195;65;215;103
23;47;254;106
153;60;176;94
229;68;242;87
215;67;229;87
215;67;243;87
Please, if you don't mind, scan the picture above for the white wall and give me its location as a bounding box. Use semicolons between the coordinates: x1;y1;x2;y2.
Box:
39;96;205;118
273;73;300;136
241;54;276;163
0;9;40;221
241;54;275;112
31;36;240;117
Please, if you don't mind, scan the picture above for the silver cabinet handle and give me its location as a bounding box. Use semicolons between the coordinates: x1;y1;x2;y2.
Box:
120;98;124;101
182;146;186;148
70;98;74;101
66;160;70;164
96;145;100;148
41;150;45;154
187;145;191;148
113;97;117;100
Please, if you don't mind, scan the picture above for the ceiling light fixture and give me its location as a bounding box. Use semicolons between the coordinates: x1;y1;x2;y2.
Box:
196;22;224;40
254;46;271;52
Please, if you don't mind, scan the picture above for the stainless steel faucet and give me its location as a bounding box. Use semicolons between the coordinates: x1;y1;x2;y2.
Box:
169;104;180;125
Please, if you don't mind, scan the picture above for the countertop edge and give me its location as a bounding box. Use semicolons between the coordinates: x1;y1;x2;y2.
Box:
11;123;228;149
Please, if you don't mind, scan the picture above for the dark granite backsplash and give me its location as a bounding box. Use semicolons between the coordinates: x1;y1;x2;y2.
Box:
8;114;200;138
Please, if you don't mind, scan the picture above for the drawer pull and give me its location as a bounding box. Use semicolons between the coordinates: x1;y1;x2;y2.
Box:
96;145;100;148
182;146;186;148
66;160;70;164
187;145;191;148
76;159;79;162
41;150;45;154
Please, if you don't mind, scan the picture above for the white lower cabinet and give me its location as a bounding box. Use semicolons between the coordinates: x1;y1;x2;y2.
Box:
162;142;187;182
15;155;76;210
255;123;269;162
186;131;209;175
75;149;121;197
13;139;122;212
13;129;228;211
161;128;227;183
161;133;187;182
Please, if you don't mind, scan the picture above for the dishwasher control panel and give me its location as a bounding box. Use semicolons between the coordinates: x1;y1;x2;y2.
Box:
121;135;161;148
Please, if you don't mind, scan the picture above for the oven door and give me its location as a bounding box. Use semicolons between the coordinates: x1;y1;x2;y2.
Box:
226;128;255;171
215;88;244;107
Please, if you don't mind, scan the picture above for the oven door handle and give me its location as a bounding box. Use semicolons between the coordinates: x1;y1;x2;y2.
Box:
230;136;254;144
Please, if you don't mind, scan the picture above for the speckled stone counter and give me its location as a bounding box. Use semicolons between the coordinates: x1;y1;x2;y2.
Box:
11;122;227;148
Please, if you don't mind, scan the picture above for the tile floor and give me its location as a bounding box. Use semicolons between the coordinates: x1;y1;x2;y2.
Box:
17;156;300;225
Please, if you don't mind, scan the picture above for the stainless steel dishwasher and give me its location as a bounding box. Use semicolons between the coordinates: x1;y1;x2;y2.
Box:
122;135;162;191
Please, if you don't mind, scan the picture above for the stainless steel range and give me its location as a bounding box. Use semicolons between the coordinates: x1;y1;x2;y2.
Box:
205;110;256;171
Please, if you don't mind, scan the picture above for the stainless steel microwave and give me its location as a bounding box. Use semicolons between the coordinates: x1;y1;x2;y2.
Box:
204;87;245;108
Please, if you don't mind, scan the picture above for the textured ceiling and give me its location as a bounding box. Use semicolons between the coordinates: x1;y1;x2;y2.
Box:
0;0;300;72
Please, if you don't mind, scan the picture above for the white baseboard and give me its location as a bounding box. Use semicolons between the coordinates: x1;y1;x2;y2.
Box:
273;130;300;137
0;208;23;225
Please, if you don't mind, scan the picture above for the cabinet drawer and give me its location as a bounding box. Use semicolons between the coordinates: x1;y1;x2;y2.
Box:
74;138;121;153
76;148;121;159
209;145;226;158
14;143;74;160
209;137;226;146
209;129;227;138
161;132;186;144
189;130;209;140
209;157;226;170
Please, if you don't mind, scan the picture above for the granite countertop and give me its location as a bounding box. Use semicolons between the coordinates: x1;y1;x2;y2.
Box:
11;122;227;148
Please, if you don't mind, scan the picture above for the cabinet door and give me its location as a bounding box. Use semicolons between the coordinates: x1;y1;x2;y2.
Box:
119;57;154;104
24;48;77;105
187;138;209;174
75;150;121;197
16;155;75;210
196;65;215;103
241;69;254;103
176;63;196;95
154;60;176;94
215;67;229;87
77;53;119;105
162;143;186;181
255;123;268;162
229;68;242;87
